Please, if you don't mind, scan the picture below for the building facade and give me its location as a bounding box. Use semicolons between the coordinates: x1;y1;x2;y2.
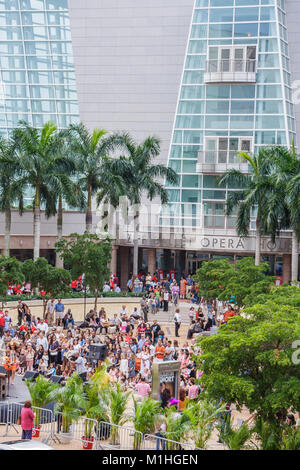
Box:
0;0;300;285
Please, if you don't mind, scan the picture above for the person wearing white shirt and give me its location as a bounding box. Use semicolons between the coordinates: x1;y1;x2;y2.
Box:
174;309;182;338
36;332;48;352
38;319;48;334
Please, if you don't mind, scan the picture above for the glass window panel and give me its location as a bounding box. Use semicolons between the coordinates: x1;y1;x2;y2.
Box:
0;41;23;54
168;160;181;173
20;0;44;8
191;25;207;39
204;175;219;188
5;84;28;98
23;26;48;40
185;55;205;69
183;71;204;84
210;0;233;5
196;0;209;5
22;12;46;25
260;23;277;37
234;23;258;38
231;85;255;99
27;56;52;69
59;115;79;128
0;56;25;68
235;8;259;22
206;85;230;99
166;190;180;202
182;161;196;173
258;53;279;68
31;100;56;112
259;38;278;52
4;100;30;112
47;12;70;26
53;71;76;84
256;100;284;114
52;55;74;69
30;85;55;98
24;41;50;55
46;0;68;9
256;84;282;98
193;10;208;23
178;101;204;114
0;11;20;25
205;115;228;129
231;101;254;114
54;85;77;99
182;190;201;203
28;70;53;84
203;190;226;199
206;100;229;114
256;115;285;129
0;0;18;9
49;26;71;41
32;114;57;127
175;116;203;129
230;116;254;129
209;24;232;38
235;0;258;4
257;70;281;83
0;26;22;40
209;8;233;22
188;40;206;54
7;113;31;126
50;41;73;55
170;146;182;158
2;70;26;82
172;131;182;144
182;175;200;188
255;131;276;145
184;130;203;144
260;7;276;21
181;86;204;99
183;146;199;159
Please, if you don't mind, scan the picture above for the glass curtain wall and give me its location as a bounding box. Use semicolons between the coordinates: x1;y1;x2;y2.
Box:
163;0;295;231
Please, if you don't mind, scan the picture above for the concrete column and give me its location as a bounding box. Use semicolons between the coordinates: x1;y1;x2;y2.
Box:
282;254;291;284
148;248;156;275
120;246;130;290
110;245;118;275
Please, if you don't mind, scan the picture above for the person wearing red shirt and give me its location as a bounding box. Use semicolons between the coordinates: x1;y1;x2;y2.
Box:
224;305;236;323
20;401;35;440
0;311;5;337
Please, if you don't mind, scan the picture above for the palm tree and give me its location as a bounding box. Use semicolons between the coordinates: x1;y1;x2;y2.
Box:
25;375;59;431
13;121;73;260
0;136;26;257
66;123;130;233
132;397;161;449
117;135;179;276
108;383;130;445
219;148;284;266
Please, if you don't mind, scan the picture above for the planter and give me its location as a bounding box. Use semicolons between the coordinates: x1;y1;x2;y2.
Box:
59;432;73;444
82;436;94;450
32;425;41;438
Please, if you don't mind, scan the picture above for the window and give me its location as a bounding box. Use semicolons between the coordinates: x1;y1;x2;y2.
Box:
204;202;225;228
207;46;256;73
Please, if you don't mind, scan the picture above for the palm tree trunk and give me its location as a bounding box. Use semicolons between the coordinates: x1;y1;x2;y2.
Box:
255;218;261;266
56;195;64;268
4;206;11;257
133;210;139;278
33;186;41;260
86;185;92;233
291;230;299;283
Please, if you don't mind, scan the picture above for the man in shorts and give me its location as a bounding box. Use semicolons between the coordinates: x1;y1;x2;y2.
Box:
55;299;65;327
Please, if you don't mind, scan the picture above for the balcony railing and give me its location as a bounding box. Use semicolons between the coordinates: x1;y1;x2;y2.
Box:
196;150;250;174
204;59;256;83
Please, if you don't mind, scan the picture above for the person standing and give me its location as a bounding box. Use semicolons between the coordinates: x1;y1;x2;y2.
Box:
46;298;56;326
0;310;5;337
163;290;169;312
16;300;29;327
174;309;182;338
20;401;35;440
55;299;65;327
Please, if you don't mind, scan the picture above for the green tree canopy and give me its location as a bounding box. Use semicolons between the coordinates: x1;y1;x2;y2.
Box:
0;255;24;302
55;232;112;310
196;302;300;427
194;257;275;308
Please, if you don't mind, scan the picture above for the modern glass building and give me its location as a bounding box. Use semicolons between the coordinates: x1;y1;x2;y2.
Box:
0;0;79;137
0;0;300;284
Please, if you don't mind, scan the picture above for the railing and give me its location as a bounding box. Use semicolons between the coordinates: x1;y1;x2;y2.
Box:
142;433;197;451
206;59;256;74
204;59;256;83
53;412;98;449
95;421;143;450
198;150;251;165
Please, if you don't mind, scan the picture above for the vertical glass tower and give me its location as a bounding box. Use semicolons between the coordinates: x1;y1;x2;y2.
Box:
0;0;79;137
164;0;296;235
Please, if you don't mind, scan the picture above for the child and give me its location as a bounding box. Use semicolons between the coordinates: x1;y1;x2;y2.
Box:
18;348;27;375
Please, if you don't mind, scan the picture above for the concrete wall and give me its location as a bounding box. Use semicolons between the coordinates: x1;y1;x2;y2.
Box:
68;0;195;166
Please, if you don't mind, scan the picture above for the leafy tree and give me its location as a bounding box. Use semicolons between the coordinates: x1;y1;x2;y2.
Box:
221;421;253;450
0;136;26;257
55;232;112;311
196;302;300;430
13;121;73;260
22;257;71;317
65;123;129;233
117;135;179;277
25;375;60;428
194;257;274;308
0;255;24;306
218;147;288;265
107;383;131;445
132;397;161;449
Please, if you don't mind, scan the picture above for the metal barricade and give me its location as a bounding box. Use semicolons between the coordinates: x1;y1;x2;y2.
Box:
53;412;98;449
5;402;55;444
142;433;196;451
0;403;10;436
96;421;143;450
